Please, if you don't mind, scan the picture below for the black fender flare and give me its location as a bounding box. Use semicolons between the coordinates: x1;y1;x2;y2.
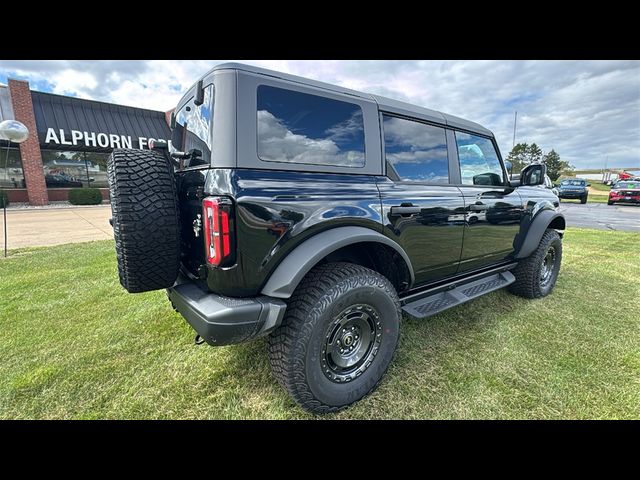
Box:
515;209;566;259
260;226;415;299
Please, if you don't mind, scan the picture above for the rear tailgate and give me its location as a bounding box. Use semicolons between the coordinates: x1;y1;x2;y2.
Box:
176;169;208;277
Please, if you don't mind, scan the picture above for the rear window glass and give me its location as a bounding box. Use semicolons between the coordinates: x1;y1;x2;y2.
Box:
257;85;365;167
171;84;214;164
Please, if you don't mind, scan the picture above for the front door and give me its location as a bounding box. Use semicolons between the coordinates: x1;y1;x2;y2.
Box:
453;131;524;272
377;115;466;287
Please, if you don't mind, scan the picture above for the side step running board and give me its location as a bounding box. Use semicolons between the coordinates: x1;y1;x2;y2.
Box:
402;271;515;319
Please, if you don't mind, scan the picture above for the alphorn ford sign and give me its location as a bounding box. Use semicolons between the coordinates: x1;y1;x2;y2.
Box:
44;128;170;150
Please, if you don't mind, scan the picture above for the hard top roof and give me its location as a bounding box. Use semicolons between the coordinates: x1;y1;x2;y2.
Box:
194;62;493;137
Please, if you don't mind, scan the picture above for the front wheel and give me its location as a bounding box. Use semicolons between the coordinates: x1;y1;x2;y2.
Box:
268;262;401;414
580;195;588;204
608;200;614;205
509;229;562;299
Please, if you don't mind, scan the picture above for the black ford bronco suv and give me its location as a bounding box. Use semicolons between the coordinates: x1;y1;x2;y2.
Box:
107;63;565;413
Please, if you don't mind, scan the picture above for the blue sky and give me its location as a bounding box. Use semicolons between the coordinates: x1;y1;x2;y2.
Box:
1;60;638;169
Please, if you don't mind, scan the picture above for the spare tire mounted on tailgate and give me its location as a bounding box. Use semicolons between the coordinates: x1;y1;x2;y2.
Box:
107;149;181;293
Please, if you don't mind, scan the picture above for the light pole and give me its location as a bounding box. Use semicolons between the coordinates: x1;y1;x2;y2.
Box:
512;111;517;148
0;120;29;257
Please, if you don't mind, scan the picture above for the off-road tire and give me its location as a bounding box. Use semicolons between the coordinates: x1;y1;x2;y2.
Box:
509;229;562;299
268;262;401;414
107;149;180;293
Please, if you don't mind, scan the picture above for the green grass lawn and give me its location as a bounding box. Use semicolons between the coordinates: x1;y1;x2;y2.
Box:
1;230;639;419
587;182;612;193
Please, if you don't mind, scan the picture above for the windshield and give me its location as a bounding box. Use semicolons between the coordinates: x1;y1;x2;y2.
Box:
561;179;585;186
616;181;638;189
170;84;214;165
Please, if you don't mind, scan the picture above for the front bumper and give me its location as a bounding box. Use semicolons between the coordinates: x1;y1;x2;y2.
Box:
558;191;586;199
167;275;287;346
609;195;640;204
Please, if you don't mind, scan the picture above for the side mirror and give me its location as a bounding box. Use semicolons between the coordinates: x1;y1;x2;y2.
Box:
193;80;204;106
520;163;547;186
587;183;591;187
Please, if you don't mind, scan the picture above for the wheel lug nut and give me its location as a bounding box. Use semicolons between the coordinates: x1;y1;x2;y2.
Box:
340;348;344;353
351;326;355;331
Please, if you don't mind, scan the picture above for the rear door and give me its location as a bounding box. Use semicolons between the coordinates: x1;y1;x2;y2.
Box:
453;131;523;272
376;114;465;286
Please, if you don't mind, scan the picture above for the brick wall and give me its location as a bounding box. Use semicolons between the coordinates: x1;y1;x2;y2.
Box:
5;189;29;203
8;80;48;206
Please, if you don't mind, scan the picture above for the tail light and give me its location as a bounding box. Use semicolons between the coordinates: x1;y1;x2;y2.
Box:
202;197;235;267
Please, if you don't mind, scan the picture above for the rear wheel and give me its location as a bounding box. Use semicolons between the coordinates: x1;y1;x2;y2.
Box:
268;262;401;414
509;229;562;299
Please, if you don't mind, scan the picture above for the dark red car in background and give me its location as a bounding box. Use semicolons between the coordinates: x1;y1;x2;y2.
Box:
608;181;640;205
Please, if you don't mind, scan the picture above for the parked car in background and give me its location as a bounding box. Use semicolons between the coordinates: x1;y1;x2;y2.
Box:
557;178;590;204
608;180;640;205
44;173;83;188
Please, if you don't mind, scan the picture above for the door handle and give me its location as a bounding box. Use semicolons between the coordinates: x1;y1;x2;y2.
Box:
469;202;488;212
390;205;421;215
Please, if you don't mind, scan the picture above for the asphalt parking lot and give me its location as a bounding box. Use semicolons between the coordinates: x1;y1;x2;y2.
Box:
559;202;640;232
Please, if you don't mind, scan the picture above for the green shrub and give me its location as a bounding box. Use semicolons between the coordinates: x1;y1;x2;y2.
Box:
68;188;103;205
0;189;8;208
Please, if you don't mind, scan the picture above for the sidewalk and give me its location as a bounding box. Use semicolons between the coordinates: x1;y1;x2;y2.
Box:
1;205;113;250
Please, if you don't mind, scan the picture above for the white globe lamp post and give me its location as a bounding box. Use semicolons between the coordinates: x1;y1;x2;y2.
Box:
0;119;30;257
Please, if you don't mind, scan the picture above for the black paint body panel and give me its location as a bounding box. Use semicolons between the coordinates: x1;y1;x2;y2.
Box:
176;168;562;298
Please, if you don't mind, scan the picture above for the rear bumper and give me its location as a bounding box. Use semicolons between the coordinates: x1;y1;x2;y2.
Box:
167;275;287;346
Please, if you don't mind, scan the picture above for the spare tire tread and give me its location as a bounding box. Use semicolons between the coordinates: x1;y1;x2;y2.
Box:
107;149;181;293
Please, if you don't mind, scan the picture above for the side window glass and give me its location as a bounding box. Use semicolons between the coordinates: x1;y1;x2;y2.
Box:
455;132;504;186
383;115;449;183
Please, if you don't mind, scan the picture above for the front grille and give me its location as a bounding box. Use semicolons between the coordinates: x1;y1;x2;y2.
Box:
620;191;640;196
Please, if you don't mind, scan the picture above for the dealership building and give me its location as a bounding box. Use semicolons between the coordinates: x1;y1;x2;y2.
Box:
0;79;172;205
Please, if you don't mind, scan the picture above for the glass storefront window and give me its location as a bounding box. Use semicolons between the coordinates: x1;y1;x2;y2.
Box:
41;150;109;188
0;145;25;189
83;152;109;188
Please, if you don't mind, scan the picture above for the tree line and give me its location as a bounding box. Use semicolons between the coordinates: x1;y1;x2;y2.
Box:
506;143;574;181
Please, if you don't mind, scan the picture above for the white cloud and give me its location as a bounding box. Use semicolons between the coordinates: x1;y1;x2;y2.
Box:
257;110;363;167
1;59;639;169
384;116;446;152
